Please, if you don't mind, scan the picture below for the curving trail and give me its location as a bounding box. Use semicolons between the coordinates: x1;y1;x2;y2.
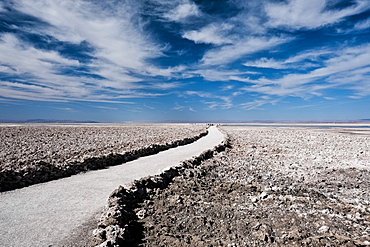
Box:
0;126;224;247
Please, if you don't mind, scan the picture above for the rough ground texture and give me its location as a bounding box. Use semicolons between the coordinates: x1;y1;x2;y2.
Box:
134;126;370;246
0;123;207;191
91;139;230;247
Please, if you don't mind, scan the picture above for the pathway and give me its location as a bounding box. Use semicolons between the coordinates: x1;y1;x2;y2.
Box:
0;126;224;246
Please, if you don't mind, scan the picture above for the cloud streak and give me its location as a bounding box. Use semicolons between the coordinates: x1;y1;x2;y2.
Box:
185;91;233;109
201;36;291;66
240;43;370;98
265;0;370;30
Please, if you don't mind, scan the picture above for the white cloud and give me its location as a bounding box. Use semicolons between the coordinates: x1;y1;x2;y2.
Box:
323;97;335;100
306;44;370;81
0;0;191;102
182;24;233;45
242;84;306;97
185;91;233;109
221;85;234;91
0;33;147;101
0;34;90;98
240;97;279;111
243;58;287;69
144;104;155;110
289;104;315;110
240;100;268;110
202;101;219;110
172;103;185;111
186;91;212;98
284;49;333;65
0;79;144;103
239;43;370;98
172;102;196;112
354;17;370;30
232;91;244;97
0;33;80;73
201;36;291;66
0;81;65;102
150;82;182;90
94;106;119;110
13;0;162;71
0;34;167;102
193;69;256;82
145;65;186;78
327;66;370;97
229;76;252;83
165;1;200;21
243;49;335;71
265;0;369;30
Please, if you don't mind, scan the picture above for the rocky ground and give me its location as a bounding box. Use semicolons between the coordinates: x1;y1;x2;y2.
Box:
0;123;207;191
134;126;370;246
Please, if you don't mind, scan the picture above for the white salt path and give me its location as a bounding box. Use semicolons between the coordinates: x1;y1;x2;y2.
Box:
0;126;224;247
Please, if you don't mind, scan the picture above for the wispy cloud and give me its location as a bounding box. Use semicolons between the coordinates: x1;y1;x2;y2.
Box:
328;66;370;98
57;107;76;112
201;36;291;66
185;91;233;109
243;49;335;70
0;33;80;73
12;0;162;69
172;103;185;111
182;23;233;45
145;65;186;78
172;102;196;112
243;58;287;69
265;0;369;30
289;104;315;110
144;104;155;110
240;100;265;110
0;0;188;103
149;82;182;90
240;43;370;98
221;85;234;91
164;0;200;22
353;17;370;31
240;98;279;110
0;81;67;102
192;69;258;82
93;106;119;110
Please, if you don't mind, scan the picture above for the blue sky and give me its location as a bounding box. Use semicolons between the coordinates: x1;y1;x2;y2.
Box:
1;0;370;122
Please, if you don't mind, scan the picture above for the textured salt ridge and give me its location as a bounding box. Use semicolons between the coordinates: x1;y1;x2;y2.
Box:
91;136;230;246
133;127;369;246
0;130;208;192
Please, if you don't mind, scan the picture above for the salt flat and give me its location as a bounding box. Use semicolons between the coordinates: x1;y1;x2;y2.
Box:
0;126;224;247
137;126;370;246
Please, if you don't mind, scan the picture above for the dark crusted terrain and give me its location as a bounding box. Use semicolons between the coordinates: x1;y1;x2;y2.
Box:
134;126;370;246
